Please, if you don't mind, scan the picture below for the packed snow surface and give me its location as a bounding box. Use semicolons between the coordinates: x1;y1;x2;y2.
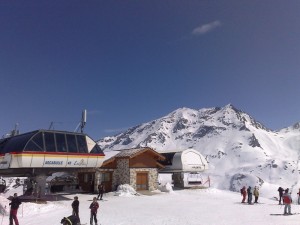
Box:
1;187;300;225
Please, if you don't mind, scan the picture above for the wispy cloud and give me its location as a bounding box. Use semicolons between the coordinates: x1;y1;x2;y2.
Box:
191;20;221;36
168;20;222;44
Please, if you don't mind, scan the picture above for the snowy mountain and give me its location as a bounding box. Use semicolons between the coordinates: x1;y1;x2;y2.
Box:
98;104;300;194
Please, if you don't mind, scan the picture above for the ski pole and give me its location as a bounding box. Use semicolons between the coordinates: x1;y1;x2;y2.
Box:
0;213;4;225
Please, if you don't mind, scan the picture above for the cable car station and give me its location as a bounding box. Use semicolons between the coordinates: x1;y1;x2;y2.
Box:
0;129;105;197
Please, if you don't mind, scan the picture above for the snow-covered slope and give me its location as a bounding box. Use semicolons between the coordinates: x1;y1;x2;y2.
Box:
2;189;299;225
98;104;300;194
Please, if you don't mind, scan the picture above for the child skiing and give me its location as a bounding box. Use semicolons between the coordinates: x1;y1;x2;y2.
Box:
282;188;292;215
89;197;99;225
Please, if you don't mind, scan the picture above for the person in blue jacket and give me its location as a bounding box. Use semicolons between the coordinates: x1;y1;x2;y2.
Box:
247;186;253;204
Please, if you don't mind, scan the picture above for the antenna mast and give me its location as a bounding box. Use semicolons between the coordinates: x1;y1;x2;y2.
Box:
81;109;87;133
11;123;19;136
75;110;87;133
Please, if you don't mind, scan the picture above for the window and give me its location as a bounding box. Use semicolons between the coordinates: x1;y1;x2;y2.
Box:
84;173;94;183
56;133;67;152
2;132;36;153
24;132;44;152
77;135;88;153
66;134;78;153
101;173;111;182
90;144;103;154
45;132;56;152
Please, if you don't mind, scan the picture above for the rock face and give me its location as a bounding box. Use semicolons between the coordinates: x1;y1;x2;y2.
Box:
98;104;300;192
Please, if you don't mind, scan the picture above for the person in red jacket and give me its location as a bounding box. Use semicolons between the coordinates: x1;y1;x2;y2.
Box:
283;188;292;215
9;193;21;225
241;186;247;203
89;197;99;225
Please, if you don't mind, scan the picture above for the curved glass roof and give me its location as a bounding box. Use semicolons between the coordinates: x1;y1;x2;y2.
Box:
0;130;103;154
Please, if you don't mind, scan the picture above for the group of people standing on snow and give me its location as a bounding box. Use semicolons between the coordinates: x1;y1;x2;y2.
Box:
240;186;260;204
8;183;105;225
61;196;99;225
61;183;104;225
240;185;299;215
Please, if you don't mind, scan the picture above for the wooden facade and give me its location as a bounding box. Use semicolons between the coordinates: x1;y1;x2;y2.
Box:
76;148;165;193
98;147;165;191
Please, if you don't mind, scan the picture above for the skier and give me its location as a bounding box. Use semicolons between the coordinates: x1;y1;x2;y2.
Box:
24;179;33;196
278;187;284;205
89;197;99;225
240;186;247;203
247;186;253;204
253;186;259;203
297;188;300;205
282;188;292;215
97;183;105;200
72;196;80;222
9;193;21;225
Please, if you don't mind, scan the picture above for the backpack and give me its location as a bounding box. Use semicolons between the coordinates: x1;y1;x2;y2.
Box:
240;188;243;195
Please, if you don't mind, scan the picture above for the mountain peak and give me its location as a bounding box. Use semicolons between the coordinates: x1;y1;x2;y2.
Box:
97;105;300;194
222;103;242;114
98;104;271;151
224;103;235;109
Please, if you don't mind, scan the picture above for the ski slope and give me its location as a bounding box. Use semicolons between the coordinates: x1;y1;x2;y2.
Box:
1;187;300;225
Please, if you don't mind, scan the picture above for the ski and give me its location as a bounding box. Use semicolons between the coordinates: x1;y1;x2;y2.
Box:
270;213;300;216
80;223;101;225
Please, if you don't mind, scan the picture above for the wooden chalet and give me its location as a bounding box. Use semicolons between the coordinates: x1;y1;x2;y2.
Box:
77;147;165;192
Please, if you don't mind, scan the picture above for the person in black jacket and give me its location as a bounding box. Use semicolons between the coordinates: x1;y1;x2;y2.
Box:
9;193;21;225
247;186;253;204
71;196;80;221
97;183;105;200
278;187;284;205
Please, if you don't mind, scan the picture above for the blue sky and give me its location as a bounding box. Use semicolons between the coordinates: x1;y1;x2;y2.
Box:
1;0;300;140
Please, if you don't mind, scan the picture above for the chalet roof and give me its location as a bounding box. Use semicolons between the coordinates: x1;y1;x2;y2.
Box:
101;147;165;167
114;148;151;158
